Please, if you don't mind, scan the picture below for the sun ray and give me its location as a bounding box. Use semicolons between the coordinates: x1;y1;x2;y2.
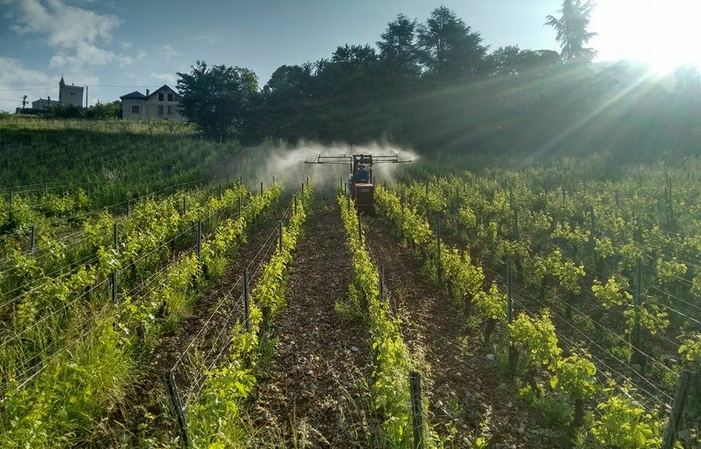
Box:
591;0;701;75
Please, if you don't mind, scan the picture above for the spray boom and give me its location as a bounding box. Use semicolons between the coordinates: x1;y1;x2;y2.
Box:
304;153;412;213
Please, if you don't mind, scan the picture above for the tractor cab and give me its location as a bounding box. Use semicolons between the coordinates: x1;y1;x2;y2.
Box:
305;153;410;214
350;154;375;213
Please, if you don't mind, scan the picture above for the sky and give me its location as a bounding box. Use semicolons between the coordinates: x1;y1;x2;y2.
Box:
1;0;700;113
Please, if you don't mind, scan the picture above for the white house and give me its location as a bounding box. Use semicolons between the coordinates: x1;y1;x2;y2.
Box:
120;85;183;121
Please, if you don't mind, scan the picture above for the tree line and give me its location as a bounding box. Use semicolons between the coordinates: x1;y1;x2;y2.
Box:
178;2;701;161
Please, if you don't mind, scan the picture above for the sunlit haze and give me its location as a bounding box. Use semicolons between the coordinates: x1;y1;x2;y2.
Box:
591;0;701;75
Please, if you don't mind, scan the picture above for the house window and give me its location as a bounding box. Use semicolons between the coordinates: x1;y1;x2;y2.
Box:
158;105;164;115
167;105;174;114
158;93;164;101
131;105;140;113
167;93;173;101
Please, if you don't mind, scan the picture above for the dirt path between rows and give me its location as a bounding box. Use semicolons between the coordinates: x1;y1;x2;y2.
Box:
250;194;381;448
363;215;565;449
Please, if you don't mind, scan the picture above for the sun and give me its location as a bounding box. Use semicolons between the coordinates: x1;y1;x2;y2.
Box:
591;0;701;76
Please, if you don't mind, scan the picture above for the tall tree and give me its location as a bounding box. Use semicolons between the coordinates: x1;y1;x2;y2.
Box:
417;6;487;80
486;46;560;77
377;13;420;79
176;61;258;139
262;64;315;141
545;0;597;64
316;45;385;143
331;44;378;68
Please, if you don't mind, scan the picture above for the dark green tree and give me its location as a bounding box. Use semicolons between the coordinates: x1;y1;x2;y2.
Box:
176;61;258;139
486;46;560;77
330;44;378;70
417;6;488;80
377;13;421;80
545;0;597;64
262;64;315;141
85;100;122;119
312;45;386;143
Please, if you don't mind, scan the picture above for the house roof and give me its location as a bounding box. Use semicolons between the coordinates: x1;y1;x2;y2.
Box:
145;84;179;101
120;91;147;100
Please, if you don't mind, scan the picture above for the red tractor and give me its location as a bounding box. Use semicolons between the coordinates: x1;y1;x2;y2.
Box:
306;153;410;213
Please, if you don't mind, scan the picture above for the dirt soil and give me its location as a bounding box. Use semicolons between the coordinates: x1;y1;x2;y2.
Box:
250;194;381;448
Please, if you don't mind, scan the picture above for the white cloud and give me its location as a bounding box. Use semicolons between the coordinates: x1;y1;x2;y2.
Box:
0;57;54;111
6;0;122;69
159;44;178;60
149;72;177;86
50;40;115;68
193;33;220;45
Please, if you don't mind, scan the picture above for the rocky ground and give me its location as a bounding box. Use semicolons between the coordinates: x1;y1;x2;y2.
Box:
250;194;382;448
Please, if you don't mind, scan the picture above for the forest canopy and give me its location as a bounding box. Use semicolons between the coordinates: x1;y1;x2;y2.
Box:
176;4;701;162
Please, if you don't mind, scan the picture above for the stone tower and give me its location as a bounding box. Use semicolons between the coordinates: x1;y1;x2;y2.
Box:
58;77;84;108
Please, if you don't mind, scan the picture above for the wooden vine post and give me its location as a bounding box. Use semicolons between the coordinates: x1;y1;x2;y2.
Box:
409;370;425;449
111;222;118;303
358;214;362;244
378;265;385;302
436;216;442;282
243;268;250;332
662;370;692;449
278;220;283;254
513;209;521;279
507;258;517;373
400;192;405;241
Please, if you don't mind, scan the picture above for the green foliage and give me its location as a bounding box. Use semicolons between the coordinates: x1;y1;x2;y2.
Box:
678;332;701;363
376;185;485;306
473;282;507;320
189;186;311;446
591;392;662;449
429;246;484;305
545;0;597;63
549;352;597;401
176;60;259;140
375;185;432;248
0;176;280;447
0;318;134;447
532;249;586;294
509;311;562;368
417;6;488;79
337;192;413;447
592;275;632;309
